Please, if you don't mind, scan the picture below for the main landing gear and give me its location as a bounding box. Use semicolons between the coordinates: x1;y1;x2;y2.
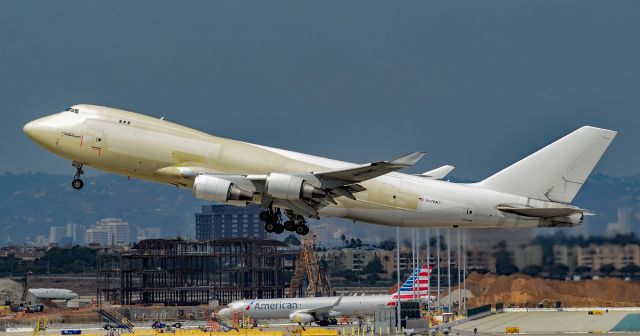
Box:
260;209;309;236
71;162;84;190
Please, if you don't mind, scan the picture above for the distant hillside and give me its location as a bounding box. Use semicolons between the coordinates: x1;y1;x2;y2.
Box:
0;172;206;244
0;172;638;244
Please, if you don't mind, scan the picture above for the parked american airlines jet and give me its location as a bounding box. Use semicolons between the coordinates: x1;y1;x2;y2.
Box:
24;105;616;235
218;266;433;326
29;288;78;300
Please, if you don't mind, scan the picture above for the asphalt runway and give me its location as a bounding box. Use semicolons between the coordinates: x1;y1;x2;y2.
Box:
454;311;640;335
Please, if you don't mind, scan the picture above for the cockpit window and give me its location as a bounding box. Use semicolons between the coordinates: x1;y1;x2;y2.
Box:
65;107;79;114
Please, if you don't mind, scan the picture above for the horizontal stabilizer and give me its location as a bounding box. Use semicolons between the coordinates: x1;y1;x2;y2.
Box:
497;205;584;218
417;165;455;179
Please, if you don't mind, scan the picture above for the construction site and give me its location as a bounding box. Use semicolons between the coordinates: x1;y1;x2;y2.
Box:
2;236;640;335
96;238;289;306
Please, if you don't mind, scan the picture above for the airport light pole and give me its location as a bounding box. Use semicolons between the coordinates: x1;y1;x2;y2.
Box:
426;228;431;313
463;230;467;316
416;229;420;302
447;228;451;312
396;227;401;330
411;228;416;301
457;227;461;315
436;228;441;311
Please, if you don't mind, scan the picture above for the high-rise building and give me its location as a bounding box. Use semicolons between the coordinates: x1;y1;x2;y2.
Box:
85;218;130;246
86;226;110;246
195;205;267;240
49;226;67;243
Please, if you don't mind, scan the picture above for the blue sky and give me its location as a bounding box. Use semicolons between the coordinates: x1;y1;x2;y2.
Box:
2;1;638;180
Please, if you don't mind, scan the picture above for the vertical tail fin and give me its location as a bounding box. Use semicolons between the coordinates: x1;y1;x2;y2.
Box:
477;126;617;204
391;265;432;300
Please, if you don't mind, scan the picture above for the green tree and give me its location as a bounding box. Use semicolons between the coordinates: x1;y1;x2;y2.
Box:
599;264;616;275
367;272;381;283
284;235;301;246
495;249;518;275
342;270;359;282
546;263;569;280
379;240;396;251
619;264;640;275
521;265;542;277
574;265;592;275
362;256;384;275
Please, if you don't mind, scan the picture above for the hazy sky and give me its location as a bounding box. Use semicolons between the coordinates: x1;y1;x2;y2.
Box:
2;1;639;180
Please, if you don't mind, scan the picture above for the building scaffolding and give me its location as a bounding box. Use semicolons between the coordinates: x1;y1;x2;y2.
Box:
97;238;287;306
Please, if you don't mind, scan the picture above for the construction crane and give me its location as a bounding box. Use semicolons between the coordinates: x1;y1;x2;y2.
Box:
21;271;33;304
288;234;332;298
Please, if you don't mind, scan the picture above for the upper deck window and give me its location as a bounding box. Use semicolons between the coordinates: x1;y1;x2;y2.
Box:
65;107;79;114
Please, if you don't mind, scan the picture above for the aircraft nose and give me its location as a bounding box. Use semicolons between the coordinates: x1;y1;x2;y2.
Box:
23;115;58;145
23;120;36;138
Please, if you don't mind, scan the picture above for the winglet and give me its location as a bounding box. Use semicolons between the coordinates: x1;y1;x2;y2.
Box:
417;165;455;179
388;152;426;166
332;295;343;308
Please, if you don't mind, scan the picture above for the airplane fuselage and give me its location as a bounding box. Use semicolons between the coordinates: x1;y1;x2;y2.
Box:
220;295;393;322
23;105;590;229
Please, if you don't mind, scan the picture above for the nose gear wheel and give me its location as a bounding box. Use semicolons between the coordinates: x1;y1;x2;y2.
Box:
71;162;85;190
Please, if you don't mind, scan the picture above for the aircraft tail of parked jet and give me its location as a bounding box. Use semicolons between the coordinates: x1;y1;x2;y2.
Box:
389;265;434;305
478;126;617;204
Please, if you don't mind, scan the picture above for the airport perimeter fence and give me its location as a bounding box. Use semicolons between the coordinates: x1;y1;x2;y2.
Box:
467;304;491;317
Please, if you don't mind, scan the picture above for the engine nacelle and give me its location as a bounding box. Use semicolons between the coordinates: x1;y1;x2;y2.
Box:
193;175;253;203
289;312;315;324
266;173;326;200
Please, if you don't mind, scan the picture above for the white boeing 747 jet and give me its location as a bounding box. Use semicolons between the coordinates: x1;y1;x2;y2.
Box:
218;266;433;326
24;105;616;235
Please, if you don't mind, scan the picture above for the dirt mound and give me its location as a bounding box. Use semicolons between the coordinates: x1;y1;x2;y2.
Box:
465;272;640;307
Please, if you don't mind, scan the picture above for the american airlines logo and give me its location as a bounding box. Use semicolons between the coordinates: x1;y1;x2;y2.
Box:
247;302;301;310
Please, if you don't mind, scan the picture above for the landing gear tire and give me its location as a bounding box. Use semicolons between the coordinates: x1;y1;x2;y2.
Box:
72;179;84;190
316;320;330;327
259;211;270;222
265;223;275;233
284;220;295;231
273;223;285;234
296;225;310;236
72;162;85;190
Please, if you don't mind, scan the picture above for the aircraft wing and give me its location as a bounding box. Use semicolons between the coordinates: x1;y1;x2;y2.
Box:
296;296;343;315
314;152;425;186
497;205;584;218
156;152;425;218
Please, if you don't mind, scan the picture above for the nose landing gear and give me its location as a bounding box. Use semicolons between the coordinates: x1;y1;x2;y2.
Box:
71;162;84;190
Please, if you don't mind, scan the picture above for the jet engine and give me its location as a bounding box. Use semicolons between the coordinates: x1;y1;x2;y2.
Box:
193;175;253;203
266;173;326;200
289;312;315;324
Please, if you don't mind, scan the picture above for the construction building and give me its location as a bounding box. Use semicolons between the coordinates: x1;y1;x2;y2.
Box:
96;238;287;306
